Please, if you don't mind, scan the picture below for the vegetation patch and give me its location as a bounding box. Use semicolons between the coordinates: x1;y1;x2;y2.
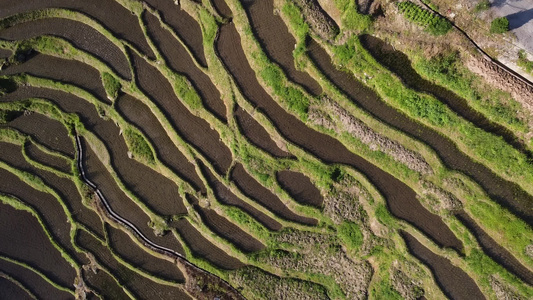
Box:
397;1;452;36
101;72;121;100
122;127;155;164
517;50;533;74
490;17;509;34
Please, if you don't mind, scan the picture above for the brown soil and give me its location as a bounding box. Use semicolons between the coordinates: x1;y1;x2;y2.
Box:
0;0;154;58
467;55;533;114
242;0;322;96
360;34;533;159
456;211;533;285
0;276;32;300
0;201;76;288
0;53;108;103
82;267;130;300
143;11;227;122
216;23;461;250
0;49;12;58
212;0;232;18
129;50;233;174
5;113;75;158
107;225;185;283
0;259;72;300
24;140;71;173
174;218;244;270
143;0;207;67
307;38;533;225
198;160;283;231
401;231;485;300
115;93;206;193
276;170;323;207
0;18;131;80
189;196;265;253
231;163;317;225
292;0;339;41
77;228;191;300
234;106;291;158
81;138;185;253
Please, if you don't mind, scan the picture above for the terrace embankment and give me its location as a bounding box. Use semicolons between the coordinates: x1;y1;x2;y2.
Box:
234;106;291;158
0;17;131;80
107;225;185;283
187;194;265;253
24;140;71;173
198;160;283;231
143;0;207;67
174;218;244;270
0;201;76;289
76;228;191;300
82;266;130;300
360;34;532;159
216;22;462;251
115;93;206;193
5;113;74;158
231;163;317;226
129;50;233;174
81;138;185;254
242;0;322;96
401;231;485;300
276;170;323;207
0;0;154;58
307;39;533;225
0;257;72;299
456;211;533;285
0;53;108;102
0;143;85;263
143;11;227;122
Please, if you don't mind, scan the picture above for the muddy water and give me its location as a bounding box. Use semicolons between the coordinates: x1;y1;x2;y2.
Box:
361;34;532;159
116;94;207;193
234;106;291;158
198;160;283;231
143;12;227;122
307;39;533;225
216;23;462;251
0;18;131;80
277;170;323;207
401;231;485;300
143;0;207;66
0;0;154;58
0;277;31;300
242;0;322;96
456;211;533;285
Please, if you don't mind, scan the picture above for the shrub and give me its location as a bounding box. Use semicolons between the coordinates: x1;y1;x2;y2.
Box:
490;17;509;34
397;1;452;36
474;0;491;13
123;127;154;163
337;221;363;250
517;50;533;74
101;72;121;100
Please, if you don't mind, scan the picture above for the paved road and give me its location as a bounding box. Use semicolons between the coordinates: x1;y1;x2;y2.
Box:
491;0;533;53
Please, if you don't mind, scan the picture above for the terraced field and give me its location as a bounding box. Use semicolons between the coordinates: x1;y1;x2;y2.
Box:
0;0;532;299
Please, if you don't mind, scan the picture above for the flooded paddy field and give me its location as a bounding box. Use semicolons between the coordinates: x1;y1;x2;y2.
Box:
1;0;531;298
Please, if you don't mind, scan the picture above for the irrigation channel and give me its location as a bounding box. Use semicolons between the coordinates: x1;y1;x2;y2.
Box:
74;134;245;299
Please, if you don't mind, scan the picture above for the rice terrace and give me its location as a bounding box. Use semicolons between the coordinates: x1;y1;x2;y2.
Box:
0;0;533;298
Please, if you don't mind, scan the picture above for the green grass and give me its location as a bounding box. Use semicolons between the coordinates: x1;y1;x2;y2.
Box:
517;50;533;74
473;0;491;13
397;1;452;36
101;72;121;100
122;127;155;164
337;221;363;250
490;17;509;34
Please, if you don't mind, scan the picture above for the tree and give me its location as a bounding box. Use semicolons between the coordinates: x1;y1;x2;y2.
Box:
490;17;509;34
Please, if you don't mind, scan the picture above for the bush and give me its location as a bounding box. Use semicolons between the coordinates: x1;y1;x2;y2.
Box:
490;17;509;34
517;50;533;74
123;128;154;163
337;221;363;250
101;72;121;100
474;0;491;12
397;1;452;36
